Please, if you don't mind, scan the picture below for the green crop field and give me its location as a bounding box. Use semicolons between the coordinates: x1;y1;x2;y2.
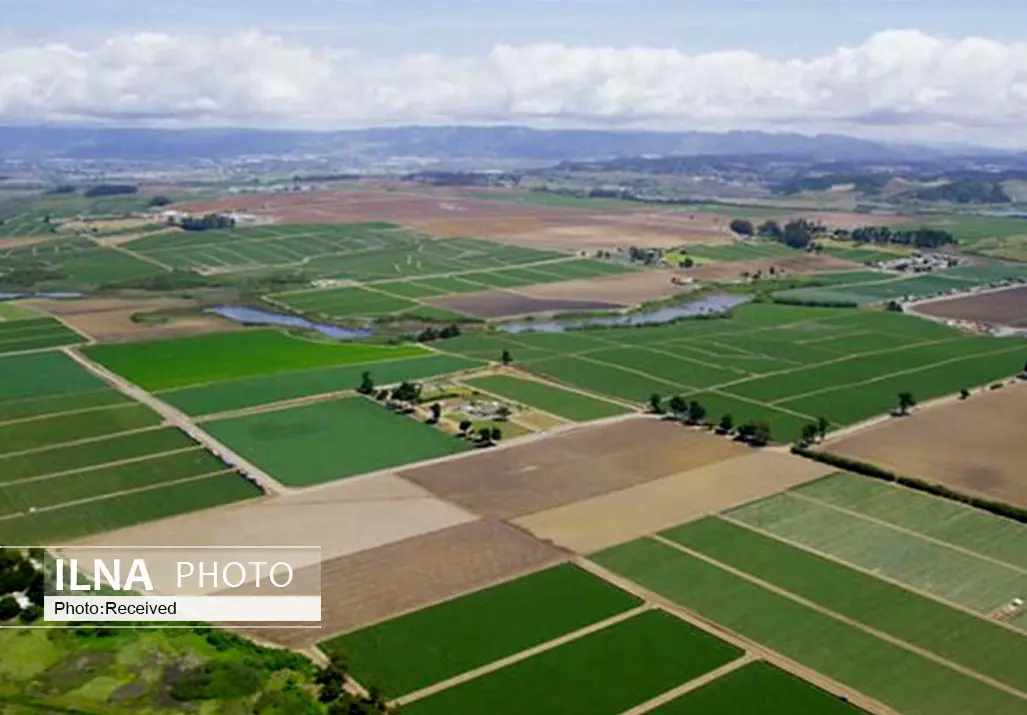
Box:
50;248;165;286
0;449;228;517
795;473;1027;570
83;329;431;390
434;303;1027;442
272;287;419;317
0;317;84;355
773;269;999;306
0;389;130;423
403;610;742;715
727;494;1027;614
322;564;641;696
463;375;629;421
0;428;196;484
0;403;161;456
0;351;107;402
203;397;471;486
0;302;39;320
664;517;1027;691
0;472;262;544
162;354;481;416
681;241;800;262
650;661;864;714
594;539;1027;715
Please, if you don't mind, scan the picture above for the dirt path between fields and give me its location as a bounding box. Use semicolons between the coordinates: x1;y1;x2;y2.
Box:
1;446;201;487
195;389;357;423
620;654;757;715
574;558;895;715
651;535;1027;702
62;348;289;496
392;605;651;707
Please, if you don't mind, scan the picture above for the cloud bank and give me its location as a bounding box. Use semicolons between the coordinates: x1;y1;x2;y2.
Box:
2;29;1026;143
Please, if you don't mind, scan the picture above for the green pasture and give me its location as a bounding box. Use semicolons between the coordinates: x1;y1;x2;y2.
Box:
0;472;261;544
0;404;161;456
0;350;106;402
203;397;470;486
463;375;629;421
322;564;641;696
666;517;1027;692
403;610;742;715
162;354;481;416
0;389;130;423
0;428;196;484
727;494;1027;614
0;317;84;355
796;474;1027;570
0;449;227;517
0;302;39;320
83;329;430;391
594;539;1027;715
650;661;864;714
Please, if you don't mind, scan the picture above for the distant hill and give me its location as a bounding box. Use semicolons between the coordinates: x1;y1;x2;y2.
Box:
0;125;1005;163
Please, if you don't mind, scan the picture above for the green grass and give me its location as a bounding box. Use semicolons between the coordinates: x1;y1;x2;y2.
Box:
727;494;1027;614
664;517;1027;692
0;390;131;423
0;302;39;320
463;375;629;421
0;351;107;402
0;449;227;517
162;355;482;416
795;473;1027;570
83;329;430;390
203;397;471;486
0;472;262;544
403;610;743;715
0;404;161;455
0;428;197;484
321;564;642;696
593;539;1027;715
649;661;864;714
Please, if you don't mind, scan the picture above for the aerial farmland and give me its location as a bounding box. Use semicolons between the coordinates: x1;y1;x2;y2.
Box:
1;181;1027;715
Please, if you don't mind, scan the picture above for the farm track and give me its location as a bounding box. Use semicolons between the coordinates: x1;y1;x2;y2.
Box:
62;347;289;496
0;446;202;487
650;535;1027;702
620;654;757;715
195;389;357;423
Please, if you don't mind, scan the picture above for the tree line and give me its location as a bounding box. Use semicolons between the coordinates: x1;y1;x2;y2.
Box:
648;393;773;447
729;217;955;250
177;213;237;232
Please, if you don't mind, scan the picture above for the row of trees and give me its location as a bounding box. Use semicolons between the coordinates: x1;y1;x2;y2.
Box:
416;324;461;342
177;213;236;232
0;548;45;623
648;394;772;446
845;225;955;249
730;217;956;250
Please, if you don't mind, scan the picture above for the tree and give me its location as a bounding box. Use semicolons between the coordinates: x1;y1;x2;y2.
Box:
758;220;783;239
897;392;917;415
439;324;461;339
357;371;374;395
375;389;389;401
686;400;707;425
0;596;22;622
490;427;502;443
19;604;42;624
477;427;493;445
800;423;819;445
428;403;442;424
149;195;173;207
417;327;439;342
458;419;473;436
495;406;512;421
816;416;830;441
501;350;513;366
718;413;734;433
729;218;754;236
314;652;349;704
648;393;664;414
682;257;694;268
960;388;970;399
667;395;688;417
752;422;772;447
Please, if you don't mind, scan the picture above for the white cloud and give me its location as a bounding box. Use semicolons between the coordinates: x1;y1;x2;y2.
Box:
2;29;1027;144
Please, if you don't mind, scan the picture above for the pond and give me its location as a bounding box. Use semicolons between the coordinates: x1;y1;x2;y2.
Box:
207;306;372;340
498;294;749;333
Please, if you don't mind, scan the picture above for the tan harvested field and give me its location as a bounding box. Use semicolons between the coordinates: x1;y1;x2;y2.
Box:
426;290;623;318
72;474;476;562
22;296;240;341
914;285;1027;328
685;253;862;281
248;519;563;647
515;451;834;554
176;188;734;250
828;382;1027;508
0;236;51;249
400;416;748;520
513;270;692;304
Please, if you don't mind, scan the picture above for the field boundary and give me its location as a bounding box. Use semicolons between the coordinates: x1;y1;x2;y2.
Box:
621;654;758;715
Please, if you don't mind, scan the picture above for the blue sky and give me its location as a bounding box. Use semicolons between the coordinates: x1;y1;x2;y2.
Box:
10;0;1026;56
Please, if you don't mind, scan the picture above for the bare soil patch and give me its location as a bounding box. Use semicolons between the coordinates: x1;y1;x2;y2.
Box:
426;290;623;319
0;236;51;249
246;519;563;647
21;297;239;341
515;450;834;553
176;188;733;250
828;382;1027;508
72;474;476;562
685;253;862;281
914;285;1027;328
513;270;692;305
400;416;747;520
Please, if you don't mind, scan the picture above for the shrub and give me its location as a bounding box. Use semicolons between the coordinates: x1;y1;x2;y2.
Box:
0;596;21;621
170;661;262;701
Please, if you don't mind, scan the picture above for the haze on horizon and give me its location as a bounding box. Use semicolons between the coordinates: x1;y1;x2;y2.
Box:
3;0;1027;148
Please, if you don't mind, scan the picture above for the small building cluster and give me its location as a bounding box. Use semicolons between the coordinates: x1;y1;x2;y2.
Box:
874;252;961;273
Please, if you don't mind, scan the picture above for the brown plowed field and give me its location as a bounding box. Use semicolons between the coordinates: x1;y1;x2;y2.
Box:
243;519;563;647
828;382;1027;507
914;285;1027;328
515;451;834;554
176;188;733;250
22;296;240;342
513;270;692;304
400;417;747;520
426;291;623;318
684;253;862;281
